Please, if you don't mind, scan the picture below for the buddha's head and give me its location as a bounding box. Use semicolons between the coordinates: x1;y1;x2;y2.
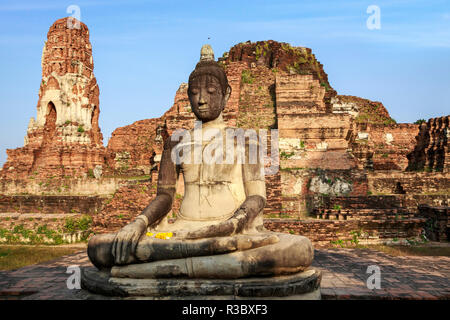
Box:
188;45;231;122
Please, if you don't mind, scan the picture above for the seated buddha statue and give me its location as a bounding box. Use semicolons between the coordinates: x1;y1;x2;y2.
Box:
87;45;314;279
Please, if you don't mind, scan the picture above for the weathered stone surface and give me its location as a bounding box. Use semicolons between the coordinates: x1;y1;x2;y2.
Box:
0;177;124;196
81;267;321;299
220;40;336;105
418;204;449;241
368;171;450;195
315;194;449;211
407;116;449;173
353;123;420;171
276;74;357;171
331;95;393;124
0;194;104;214
264;217;426;247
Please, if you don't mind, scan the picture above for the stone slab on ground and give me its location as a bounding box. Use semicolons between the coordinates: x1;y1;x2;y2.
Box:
0;248;449;300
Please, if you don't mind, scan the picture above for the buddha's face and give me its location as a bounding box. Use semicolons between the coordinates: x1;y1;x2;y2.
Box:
188;74;230;122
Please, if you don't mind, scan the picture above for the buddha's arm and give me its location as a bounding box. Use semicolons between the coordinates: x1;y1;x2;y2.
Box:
112;137;178;264
140;141;178;226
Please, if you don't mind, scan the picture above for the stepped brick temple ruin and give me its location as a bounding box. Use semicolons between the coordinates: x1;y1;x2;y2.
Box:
0;18;448;246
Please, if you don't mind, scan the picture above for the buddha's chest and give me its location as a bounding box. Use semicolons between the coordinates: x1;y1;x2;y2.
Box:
181;162;242;184
177;135;246;184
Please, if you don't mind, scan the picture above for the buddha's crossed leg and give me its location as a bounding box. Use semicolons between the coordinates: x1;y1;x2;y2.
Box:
88;232;314;279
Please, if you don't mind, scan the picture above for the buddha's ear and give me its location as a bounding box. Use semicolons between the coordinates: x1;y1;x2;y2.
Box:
224;85;232;103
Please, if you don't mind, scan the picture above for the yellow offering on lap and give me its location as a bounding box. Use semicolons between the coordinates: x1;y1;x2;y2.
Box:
146;232;173;240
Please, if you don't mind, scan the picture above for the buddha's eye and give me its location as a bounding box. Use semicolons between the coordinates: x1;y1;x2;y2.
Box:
190;88;199;95
207;87;216;94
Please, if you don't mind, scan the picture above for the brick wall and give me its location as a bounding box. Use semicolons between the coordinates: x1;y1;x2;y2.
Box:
264;217;426;247
418;205;449;241
0;195;105;214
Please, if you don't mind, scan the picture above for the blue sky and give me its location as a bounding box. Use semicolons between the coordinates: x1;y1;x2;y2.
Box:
0;0;449;166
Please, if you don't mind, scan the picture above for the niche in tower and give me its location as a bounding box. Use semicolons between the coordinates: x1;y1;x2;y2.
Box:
43;101;57;144
91;105;98;128
90;105;99;144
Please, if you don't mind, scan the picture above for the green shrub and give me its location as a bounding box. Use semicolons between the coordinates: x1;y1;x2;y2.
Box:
349;230;361;245
241;70;254;84
255;45;262;60
299;140;305;149
63;215;92;234
320;82;330;91
64;218;76;234
87;168;95;178
77;215;92;231
330;239;345;247
280;151;295;159
414;119;426;125
1;224;71;244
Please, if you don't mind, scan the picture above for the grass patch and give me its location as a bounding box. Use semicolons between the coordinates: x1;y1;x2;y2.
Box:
0;245;82;271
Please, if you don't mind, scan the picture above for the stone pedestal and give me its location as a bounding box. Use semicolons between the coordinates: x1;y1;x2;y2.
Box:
81;267;321;300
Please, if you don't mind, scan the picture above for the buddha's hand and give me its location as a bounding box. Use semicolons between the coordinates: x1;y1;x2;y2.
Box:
112;216;147;265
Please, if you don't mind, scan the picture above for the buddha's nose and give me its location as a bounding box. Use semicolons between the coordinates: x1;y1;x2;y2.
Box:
199;97;207;105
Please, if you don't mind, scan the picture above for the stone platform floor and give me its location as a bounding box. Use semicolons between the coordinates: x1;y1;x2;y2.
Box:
0;248;449;300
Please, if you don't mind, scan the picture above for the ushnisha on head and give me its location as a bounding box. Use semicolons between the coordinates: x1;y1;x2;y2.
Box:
188;45;231;122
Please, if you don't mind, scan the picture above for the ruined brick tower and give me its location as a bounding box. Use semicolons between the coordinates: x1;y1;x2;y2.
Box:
1;17;106;179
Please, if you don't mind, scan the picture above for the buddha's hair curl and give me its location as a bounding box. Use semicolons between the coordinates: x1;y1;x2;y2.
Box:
188;60;229;95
